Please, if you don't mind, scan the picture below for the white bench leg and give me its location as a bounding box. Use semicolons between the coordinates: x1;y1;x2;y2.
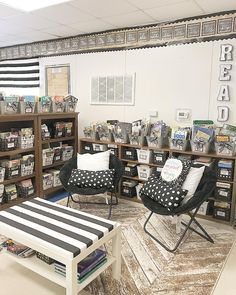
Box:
66;259;78;295
112;227;121;280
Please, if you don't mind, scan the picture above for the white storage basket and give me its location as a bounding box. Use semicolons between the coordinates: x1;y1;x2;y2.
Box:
137;149;152;164
137;165;154;181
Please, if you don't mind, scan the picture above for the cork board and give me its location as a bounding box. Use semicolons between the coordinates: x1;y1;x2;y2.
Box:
46;65;70;96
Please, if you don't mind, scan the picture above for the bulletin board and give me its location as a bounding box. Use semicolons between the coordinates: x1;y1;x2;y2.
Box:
45;64;70;96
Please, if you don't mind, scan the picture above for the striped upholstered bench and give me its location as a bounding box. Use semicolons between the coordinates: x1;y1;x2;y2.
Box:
0;197;121;295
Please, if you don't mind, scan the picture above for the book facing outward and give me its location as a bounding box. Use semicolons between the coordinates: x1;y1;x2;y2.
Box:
54;248;107;281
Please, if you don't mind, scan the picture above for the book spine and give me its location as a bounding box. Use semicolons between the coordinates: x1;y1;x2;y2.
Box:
54;251;107;278
54;258;107;284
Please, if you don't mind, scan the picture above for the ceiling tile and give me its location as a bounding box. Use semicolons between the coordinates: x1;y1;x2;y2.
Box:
5;13;60;30
33;3;95;25
0;0;235;49
41;25;84;37
0;33;32;45
0;23;31;35
69;19;117;33
0;4;23;18
127;0;186;10
69;0;138;17
19;31;58;42
103;10;156;27
144;0;204;21
195;0;236;13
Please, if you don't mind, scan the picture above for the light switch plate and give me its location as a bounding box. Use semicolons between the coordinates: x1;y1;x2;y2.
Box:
176;109;191;121
149;110;158;117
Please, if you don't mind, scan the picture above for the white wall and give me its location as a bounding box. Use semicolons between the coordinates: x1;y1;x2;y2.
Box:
39;38;236;136
0;87;39;96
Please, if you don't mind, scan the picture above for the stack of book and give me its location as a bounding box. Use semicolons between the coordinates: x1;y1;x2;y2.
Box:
193;157;214;167
54;249;107;283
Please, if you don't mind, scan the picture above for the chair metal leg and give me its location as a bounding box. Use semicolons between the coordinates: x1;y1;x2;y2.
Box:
66;193;72;207
106;191;119;219
143;206;214;253
108;193;113;220
181;211;214;243
67;191;119;219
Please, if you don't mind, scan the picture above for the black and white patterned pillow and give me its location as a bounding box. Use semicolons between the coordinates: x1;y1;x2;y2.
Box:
160;157;191;187
68;169;115;189
140;174;188;211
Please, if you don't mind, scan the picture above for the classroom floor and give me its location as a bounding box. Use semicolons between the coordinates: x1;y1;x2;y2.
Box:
211;238;236;295
1;246;235;295
0;196;235;295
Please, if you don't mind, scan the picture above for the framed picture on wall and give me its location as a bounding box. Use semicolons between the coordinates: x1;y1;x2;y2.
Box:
90;73;136;105
45;64;70;96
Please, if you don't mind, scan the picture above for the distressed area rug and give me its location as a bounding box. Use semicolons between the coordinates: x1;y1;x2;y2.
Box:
59;196;236;295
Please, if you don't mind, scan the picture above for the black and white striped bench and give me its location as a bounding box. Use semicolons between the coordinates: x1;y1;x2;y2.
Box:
0;197;121;295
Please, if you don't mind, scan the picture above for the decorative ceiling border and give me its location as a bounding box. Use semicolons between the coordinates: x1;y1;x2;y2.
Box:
1;11;236;61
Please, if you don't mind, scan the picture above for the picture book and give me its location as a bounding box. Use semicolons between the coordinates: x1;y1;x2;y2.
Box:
192;126;214;142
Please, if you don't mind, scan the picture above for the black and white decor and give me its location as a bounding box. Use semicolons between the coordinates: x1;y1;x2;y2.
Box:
68;169;115;189
0;12;235;61
0;58;39;88
0;198;116;257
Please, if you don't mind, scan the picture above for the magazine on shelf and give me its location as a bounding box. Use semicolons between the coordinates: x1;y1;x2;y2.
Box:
54;248;107;278
1;239;35;257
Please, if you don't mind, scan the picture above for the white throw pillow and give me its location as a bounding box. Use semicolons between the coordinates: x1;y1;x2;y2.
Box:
181;166;205;204
161;158;183;182
77;150;110;171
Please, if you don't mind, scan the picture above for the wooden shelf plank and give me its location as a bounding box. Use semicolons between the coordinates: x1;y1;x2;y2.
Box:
208;197;232;203
122;175;146;182
216;179;234;184
0;147;35;157
41;136;75;144
0;114;36;122
80;138;111;144
80;138;236;159
1;173;36;185
42;160;66;169
170;149;236;159
40;112;79;120
120;158;163;168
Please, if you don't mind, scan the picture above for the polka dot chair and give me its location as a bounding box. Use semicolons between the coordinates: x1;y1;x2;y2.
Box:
140;166;216;252
59;153;124;219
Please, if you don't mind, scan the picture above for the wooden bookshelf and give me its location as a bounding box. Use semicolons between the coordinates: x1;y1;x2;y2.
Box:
0;113;79;210
80;137;236;225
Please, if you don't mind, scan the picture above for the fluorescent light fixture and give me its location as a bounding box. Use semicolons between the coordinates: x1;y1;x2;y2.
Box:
0;0;70;12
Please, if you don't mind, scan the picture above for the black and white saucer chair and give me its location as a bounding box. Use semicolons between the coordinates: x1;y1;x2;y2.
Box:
140;167;216;252
59;154;124;219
